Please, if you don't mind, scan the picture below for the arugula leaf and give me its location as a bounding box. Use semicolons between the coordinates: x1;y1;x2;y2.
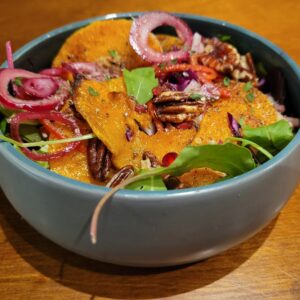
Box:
163;143;256;178
242;119;294;154
127;143;257;188
19;124;42;143
0;105;16;117
123;67;158;104
127;175;167;191
0;119;7;134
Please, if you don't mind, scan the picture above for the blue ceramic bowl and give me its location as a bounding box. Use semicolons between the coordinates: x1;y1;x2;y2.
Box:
0;13;300;267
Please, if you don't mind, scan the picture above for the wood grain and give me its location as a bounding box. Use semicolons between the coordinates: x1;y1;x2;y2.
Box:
0;0;300;299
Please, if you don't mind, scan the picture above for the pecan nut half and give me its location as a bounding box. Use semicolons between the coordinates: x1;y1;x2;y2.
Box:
106;165;134;188
198;37;240;73
153;91;207;124
87;138;112;181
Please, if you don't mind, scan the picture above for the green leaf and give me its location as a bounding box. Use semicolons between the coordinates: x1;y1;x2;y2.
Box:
163;143;256;178
223;77;230;87
242;119;294;154
0;105;16;118
128;143;257;188
14;77;22;86
127;174;167;191
256;62;267;76
0;119;7;134
19;124;42;143
88;86;99;96
190;93;203;100
243;82;253;92
246;93;255;102
218;34;231;42
108;49;118;58
123;67;158;104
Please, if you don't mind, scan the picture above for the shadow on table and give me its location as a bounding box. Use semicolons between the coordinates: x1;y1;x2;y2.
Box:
0;189;277;299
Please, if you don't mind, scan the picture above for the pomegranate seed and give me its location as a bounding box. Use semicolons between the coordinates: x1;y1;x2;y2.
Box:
162;152;178;167
175;121;194;130
135;104;147;113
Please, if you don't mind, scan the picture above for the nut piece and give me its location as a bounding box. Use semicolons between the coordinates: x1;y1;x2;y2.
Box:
232;53;257;82
87;138;112;181
106;165;134;188
198;38;240;73
153;91;207;124
142;151;161;168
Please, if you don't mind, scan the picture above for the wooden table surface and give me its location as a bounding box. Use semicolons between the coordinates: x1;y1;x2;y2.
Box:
0;0;300;299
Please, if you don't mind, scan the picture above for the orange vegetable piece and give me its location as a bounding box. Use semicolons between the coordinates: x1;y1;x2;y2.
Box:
73;78;196;169
53;19;162;69
193;82;280;145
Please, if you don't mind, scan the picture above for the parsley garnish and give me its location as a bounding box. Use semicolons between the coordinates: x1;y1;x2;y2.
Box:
190;93;202;100
171;59;178;65
88;86;99;96
14;77;22;86
218;34;231;42
243;82;253;92
223;77;230;87
108;49;118;58
246;93;255;102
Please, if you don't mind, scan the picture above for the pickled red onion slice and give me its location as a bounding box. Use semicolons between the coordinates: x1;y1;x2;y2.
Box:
130;12;193;63
10;111;81;161
5;41;14;69
0;68;70;111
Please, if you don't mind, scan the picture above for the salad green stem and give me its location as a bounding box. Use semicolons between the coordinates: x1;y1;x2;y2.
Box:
226;137;273;159
0;133;96;148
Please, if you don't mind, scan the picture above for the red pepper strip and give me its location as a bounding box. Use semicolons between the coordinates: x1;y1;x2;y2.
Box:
219;87;231;98
155;64;218;82
41;119;86;154
10;111;81;161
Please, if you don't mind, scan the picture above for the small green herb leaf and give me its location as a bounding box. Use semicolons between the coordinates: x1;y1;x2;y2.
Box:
190;93;202;100
88;86;99;96
218;34;231;42
223;77;230;87
243;82;253;92
123;67;158;104
108;49;118;58
14;77;22;86
171;59;178;65
246;93;255;102
256;62;267;76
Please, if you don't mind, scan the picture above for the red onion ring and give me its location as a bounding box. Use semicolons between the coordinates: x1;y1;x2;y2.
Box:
130;12;193;63
39;67;64;77
14;77;59;99
10;111;81;161
5;41;14;69
0;68;70;111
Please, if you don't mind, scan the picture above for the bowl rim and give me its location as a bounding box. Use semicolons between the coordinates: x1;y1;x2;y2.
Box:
1;12;300;200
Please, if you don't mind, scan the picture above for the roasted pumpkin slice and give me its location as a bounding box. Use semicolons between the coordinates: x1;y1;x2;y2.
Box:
53;19;162;69
74;78;196;169
193;82;280;145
